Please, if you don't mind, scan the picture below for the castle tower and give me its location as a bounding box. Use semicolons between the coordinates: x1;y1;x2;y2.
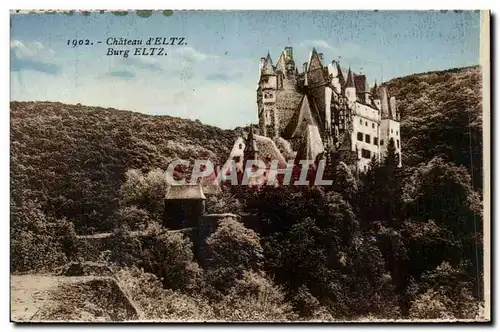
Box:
379;87;402;167
284;46;295;77
345;67;357;103
257;52;278;137
379;86;390;119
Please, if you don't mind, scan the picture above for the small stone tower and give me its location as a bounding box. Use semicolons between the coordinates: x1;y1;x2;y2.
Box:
163;184;206;229
257;53;278;137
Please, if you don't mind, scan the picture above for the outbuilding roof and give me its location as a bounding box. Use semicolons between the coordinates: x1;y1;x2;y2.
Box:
165;183;206;200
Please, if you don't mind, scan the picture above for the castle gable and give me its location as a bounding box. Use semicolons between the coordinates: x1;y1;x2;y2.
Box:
275;90;303;134
307;48;323;73
275;51;286;73
282;95;318;139
295;124;325;164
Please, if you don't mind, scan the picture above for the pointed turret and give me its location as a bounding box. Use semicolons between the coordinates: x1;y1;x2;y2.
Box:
336;61;345;87
261;52;276;76
307;47;323;72
372;80;382;110
244;127;259;160
275;51;286;73
346;67;355;88
345;67;356;102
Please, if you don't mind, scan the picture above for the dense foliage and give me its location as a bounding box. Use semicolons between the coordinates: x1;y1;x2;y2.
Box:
384;65;483;191
10;66;485;321
10;101;236;233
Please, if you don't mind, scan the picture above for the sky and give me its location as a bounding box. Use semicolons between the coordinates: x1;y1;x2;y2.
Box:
10;10;481;129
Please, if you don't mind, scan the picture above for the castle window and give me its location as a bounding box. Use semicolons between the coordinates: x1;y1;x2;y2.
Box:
359;119;362;125
357;132;363;141
234;156;241;163
361;149;371;159
239;143;242;149
372;123;375;129
365;121;368;126
380;139;384;146
397;139;400;148
396;130;399;136
364;165;367;172
374;137;378;145
391;129;393;134
365;134;371;144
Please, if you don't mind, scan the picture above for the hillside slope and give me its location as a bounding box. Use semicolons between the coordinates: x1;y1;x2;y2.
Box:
10;66;484;232
384;65;483;190
10;101;237;233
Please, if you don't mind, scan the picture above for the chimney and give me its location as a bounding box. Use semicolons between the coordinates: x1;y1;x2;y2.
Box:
390;97;397;119
303;62;308;86
380;87;389;118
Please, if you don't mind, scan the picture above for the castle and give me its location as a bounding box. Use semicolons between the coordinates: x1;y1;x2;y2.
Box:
231;46;402;175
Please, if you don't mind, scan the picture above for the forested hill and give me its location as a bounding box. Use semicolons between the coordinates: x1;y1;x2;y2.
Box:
384;65;483;190
10;101;238;233
10;66;483;233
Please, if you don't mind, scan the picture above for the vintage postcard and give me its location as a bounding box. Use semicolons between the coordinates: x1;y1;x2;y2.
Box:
9;10;490;323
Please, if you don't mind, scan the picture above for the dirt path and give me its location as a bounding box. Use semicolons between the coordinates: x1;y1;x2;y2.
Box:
10;275;108;322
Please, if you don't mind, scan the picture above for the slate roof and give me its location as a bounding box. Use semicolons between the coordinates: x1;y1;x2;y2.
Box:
295;124;325;163
165;183;206;200
354;74;367;92
261;52;275;75
253;134;287;166
346;68;355;88
282;95;319;139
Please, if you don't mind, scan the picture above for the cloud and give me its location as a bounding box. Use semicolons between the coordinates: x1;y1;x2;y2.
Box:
297;40;380;69
299;40;364;58
172;46;218;63
299;40;335;50
120;56;164;72
105;70;136;80
10;40;60;75
205;72;244;81
103;46;215;80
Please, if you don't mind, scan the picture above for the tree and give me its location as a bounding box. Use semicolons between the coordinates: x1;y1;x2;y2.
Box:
359;138;404;227
115;205;153;231
120;168;168;221
149;231;203;293
204;218;264;295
